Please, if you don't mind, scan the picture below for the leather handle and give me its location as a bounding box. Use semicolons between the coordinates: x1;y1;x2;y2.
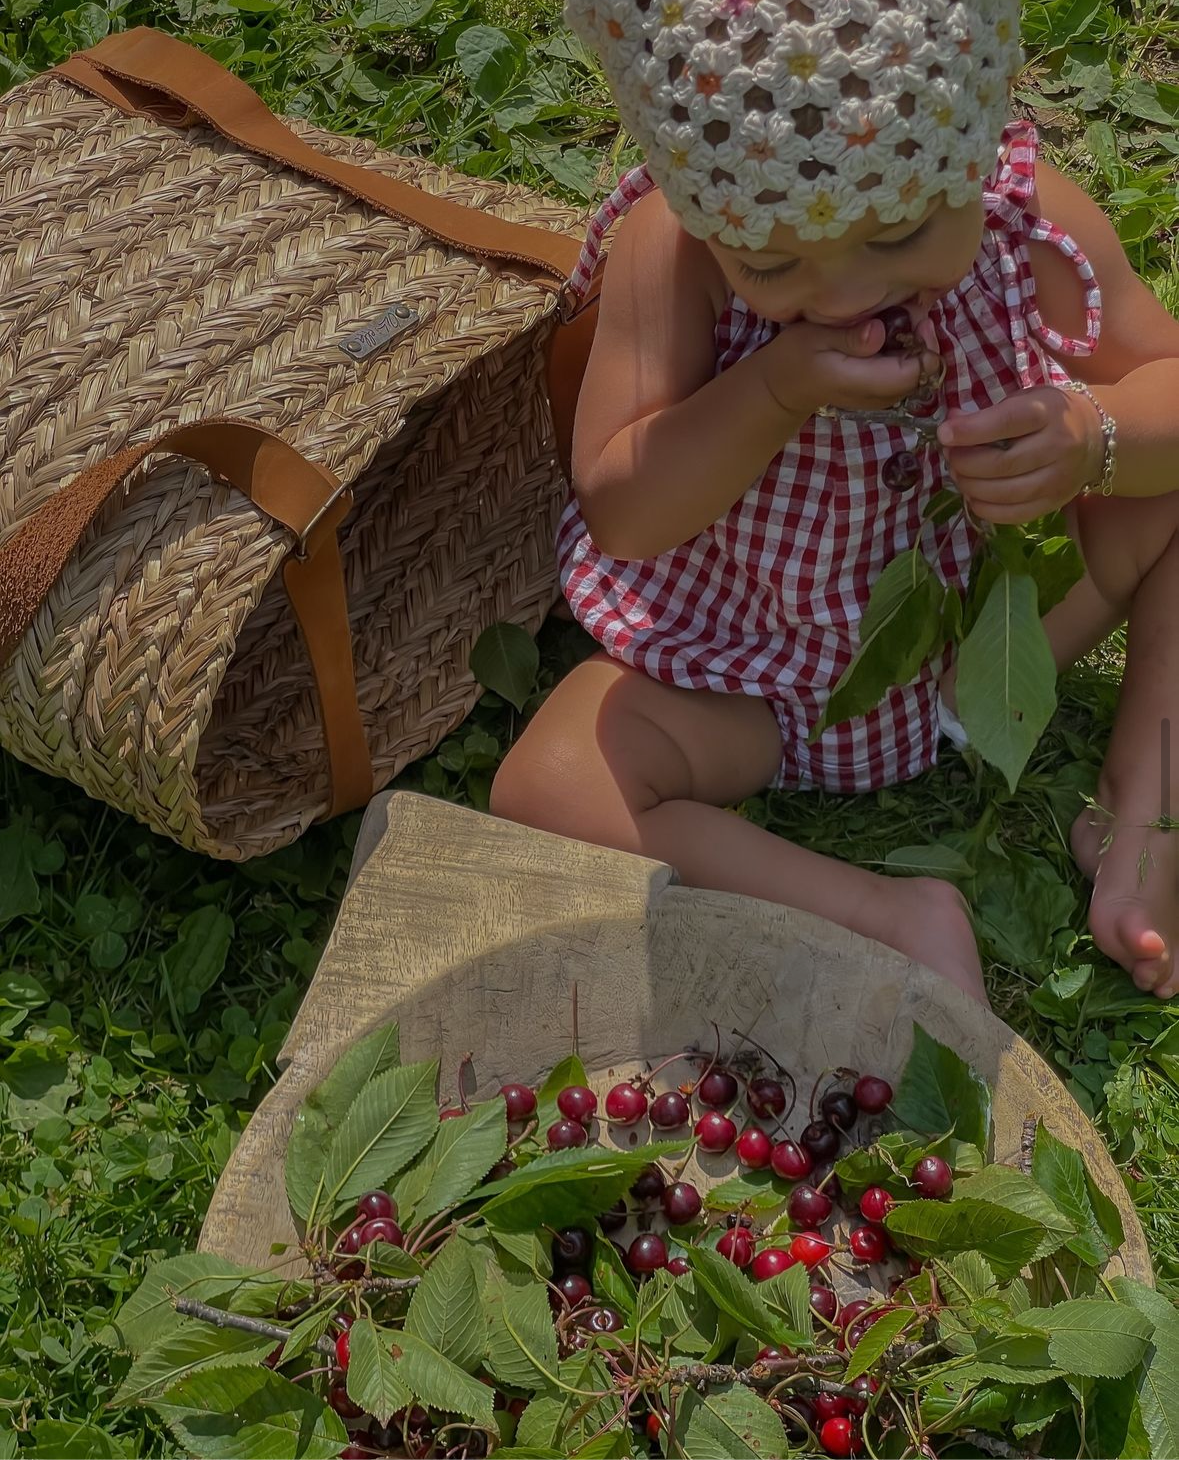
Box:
0;420;373;819
52;29;583;286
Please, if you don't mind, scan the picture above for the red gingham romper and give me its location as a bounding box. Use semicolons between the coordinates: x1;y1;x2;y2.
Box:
557;121;1104;792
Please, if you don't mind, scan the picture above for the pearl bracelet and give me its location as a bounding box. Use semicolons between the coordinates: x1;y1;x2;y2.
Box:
1058;378;1117;497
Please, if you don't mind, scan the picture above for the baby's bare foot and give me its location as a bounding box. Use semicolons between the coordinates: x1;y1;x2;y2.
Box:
869;876;989;1008
1071;794;1179;998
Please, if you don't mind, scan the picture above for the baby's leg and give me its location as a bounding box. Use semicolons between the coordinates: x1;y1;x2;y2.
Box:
491;654;987;1003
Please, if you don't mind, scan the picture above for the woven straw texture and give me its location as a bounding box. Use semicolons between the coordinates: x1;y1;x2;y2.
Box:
0;71;587;860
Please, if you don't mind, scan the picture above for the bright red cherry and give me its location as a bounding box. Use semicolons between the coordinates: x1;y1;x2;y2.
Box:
820;1415;858;1457
751;1246;795;1281
500;1083;537;1121
662;1182;703;1223
334;1330;350;1370
627;1233;669;1274
547;1118;588;1150
355;1190;395;1221
604;1082;648;1125
747;1077;787;1119
859;1187;895;1223
770;1140;813;1180
849;1225;888;1264
853;1075;893;1114
694;1111;737;1153
557;1085;598;1124
649;1091;691;1129
735;1128;773;1169
439;1108;464;1120
717;1228;754;1267
789;1231;832;1269
696;1069;739;1107
912;1154;953;1198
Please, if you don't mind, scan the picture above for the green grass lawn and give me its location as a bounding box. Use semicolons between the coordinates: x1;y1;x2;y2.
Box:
2;0;1179;1451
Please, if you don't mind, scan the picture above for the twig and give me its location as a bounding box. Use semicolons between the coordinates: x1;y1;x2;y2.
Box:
173;1297;336;1357
1018;1115;1038;1176
311;1259;420;1293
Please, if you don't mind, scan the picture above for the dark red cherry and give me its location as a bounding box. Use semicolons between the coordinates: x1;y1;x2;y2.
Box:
736;1127;773;1169
859;1187;895;1223
600;1199;628;1233
770;1140;813;1180
881;450;921;493
801;1121;841;1162
630;1164;666;1201
819;1091;857;1130
717;1228;754;1267
547;1118;588;1150
814;1392;851;1422
553;1227;593;1271
661;1181;703;1223
500;1083;537;1121
849;1225;888;1263
328;1378;364;1420
912;1154;953;1198
747;1077;787;1119
355;1190;395;1222
788;1184;833;1226
847;1375;879;1418
696;1069;739;1107
627;1233;668;1274
337;1221;365;1256
877;304;915;354
604;1082;648;1125
357;1217;403;1248
649;1091;691;1129
552;1272;593;1307
853;1075;893;1113
781;1397;817;1443
581;1305;624;1333
557;1085;598;1124
809;1283;839;1324
694;1111;737;1153
667;1256;691;1276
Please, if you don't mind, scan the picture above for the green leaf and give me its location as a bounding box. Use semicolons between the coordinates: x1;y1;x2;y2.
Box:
318;1060;438;1219
533;1053;589;1135
468;621;539;711
162;908;234;1015
686;1248;807;1351
810;550;943;740
1016;1299;1153;1379
884;1197;1050;1276
704;1169;784;1213
100;1256;269;1356
1009;1379;1073;1437
658;1271;720;1358
405;1236;486;1372
151;1367;346;1459
956;570;1057;792
115;1325;274;1404
1087;1377;1151;1460
394;1331;497;1427
592;1232;638;1319
883;843;975;878
678;1383;785;1458
483;1263;560;1391
24;1421;127;1458
279;1306;335;1368
1111;1278;1179;1460
481;1144;680;1233
285;1022;401;1223
0;823;42;928
919;1377;1016;1433
974;850;1077;970
514;1354;616;1451
1032;1124;1123;1268
948;1166;1074;1262
845;1308;913;1380
758;1262;812;1338
394;1099;507;1225
889;1024;992;1151
956;1332;1060;1385
354;0;436;28
935;1251;998;1306
1026;534;1085;616
346;1319;414;1427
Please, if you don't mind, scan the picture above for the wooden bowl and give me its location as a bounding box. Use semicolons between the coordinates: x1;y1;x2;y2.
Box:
200;792;1150;1285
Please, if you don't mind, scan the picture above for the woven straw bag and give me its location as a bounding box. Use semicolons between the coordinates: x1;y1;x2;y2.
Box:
0;29;604;860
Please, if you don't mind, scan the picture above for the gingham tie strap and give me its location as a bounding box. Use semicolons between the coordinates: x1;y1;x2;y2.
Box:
983;119;1103;377
565;164;656;304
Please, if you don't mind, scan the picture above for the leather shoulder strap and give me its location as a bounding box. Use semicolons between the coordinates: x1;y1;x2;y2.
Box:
53;28;582;286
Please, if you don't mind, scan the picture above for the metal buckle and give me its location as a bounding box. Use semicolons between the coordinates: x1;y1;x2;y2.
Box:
292;482;354;561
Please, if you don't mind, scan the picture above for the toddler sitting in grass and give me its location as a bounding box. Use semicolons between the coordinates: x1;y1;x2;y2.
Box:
492;0;1179;1005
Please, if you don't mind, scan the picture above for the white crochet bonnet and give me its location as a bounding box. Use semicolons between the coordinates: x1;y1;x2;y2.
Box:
565;0;1025;249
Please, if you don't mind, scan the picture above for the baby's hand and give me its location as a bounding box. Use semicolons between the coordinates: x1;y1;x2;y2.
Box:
935;386;1103;523
758;315;942;416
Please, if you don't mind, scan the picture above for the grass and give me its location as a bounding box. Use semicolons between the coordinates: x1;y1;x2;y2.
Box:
1;0;1179;1450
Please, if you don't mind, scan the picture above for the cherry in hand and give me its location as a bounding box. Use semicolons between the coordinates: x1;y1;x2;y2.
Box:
881;450;921;493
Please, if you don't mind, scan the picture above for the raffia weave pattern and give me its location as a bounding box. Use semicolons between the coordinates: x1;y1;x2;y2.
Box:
0;73;586;859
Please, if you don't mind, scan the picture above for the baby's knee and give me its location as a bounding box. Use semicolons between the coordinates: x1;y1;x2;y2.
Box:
490;735;593;841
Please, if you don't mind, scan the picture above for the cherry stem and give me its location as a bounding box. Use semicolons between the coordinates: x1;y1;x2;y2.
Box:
508;1118;538;1150
728;1025;786;1076
640;1046;703;1089
691;1021;724;1094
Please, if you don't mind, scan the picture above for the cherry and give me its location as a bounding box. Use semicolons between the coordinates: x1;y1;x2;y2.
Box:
604;1082;648;1125
717;1228;754;1267
789;1231;832;1269
263;1343;283;1367
630;1164;666;1201
557;1085;598;1124
809;1283;839;1324
697;1069;739;1107
856;1189;892;1226
500;1083;537;1121
801;1121;841;1162
912;1154;953;1198
662;1181;703;1223
846;1306;892;1351
819;1091;857;1130
329;1378;366;1420
580;1305;624;1332
553;1272;593;1307
335;1259;365;1280
847;1375;879;1417
751;1246;795;1281
735;1127;773;1169
340;1447;375;1460
877;304;916;353
881;449;921;493
547;1118;588;1150
646;1413;663;1442
725;1213;753;1229
600;1199;628;1233
334;1330;351;1370
337;1222;364;1256
853;1074;893;1113
813;1166;843;1205
781;1398;817;1443
694;1111;737;1153
757;1345;789;1361
770;1140;813;1181
355;1190;395;1222
357;1217;403;1248
626;1233;668;1274
334;1313;354;1330
814;1393;851;1422
839;1299;872;1331
747;1077;787;1119
849;1225;888;1263
667;1256;691;1276
820;1415;858;1458
649;1091;691;1129
553;1227;593;1271
485;1159;516;1182
439;1108;465;1120
787;1184;833;1226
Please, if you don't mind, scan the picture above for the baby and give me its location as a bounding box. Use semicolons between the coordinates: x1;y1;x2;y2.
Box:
492;0;1179;1004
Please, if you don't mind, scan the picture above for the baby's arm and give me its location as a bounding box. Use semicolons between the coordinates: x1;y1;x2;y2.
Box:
571;192;811;559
